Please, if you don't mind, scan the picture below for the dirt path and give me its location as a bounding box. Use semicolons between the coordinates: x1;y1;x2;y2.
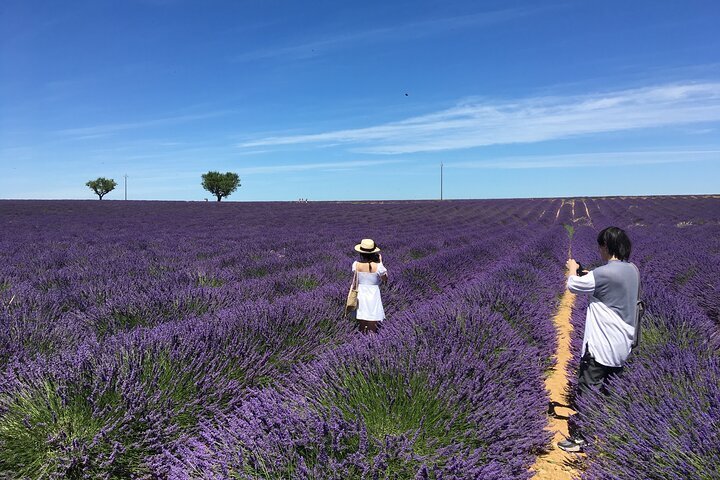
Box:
530;289;582;479
555;199;576;222
581;199;593;226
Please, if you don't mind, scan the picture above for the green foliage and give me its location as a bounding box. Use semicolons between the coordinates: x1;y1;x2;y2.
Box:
196;272;225;287
563;224;575;256
635;314;706;353
292;275;319;291
201;171;240;201
674;266;697;287
245;266;269;278
322;367;475;459
94;310;149;339
490;299;537;349
0;348;217;478
85;177;117;200
262;315;337;374
139;350;202;430
0;379;140;479
148;264;172;278
405;247;436;261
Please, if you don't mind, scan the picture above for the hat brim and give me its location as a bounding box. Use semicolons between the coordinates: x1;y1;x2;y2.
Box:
354;244;381;254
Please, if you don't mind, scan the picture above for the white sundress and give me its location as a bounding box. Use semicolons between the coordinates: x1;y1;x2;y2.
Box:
352;261;387;321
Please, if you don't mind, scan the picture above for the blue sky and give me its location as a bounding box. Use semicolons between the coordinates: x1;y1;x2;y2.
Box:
1;0;719;201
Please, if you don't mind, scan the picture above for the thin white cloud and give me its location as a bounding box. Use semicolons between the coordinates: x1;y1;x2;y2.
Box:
682;127;715;135
232;7;545;63
57;111;230;137
239;83;720;154
240;159;406;175
448;150;720;169
70;134;112;141
235;149;271;156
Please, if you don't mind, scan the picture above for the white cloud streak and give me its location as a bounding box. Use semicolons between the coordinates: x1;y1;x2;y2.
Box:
239;159;406;175
232;7;543;63
448;150;720;169
57;111;230;137
239;83;720;154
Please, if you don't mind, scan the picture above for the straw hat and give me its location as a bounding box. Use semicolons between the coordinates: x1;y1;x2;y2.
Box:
354;238;381;254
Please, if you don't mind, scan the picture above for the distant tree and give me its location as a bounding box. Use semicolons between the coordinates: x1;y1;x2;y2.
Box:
86;177;117;200
201;171;240;202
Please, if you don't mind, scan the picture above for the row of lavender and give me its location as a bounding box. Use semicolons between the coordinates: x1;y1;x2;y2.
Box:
566;197;720;479
0;200;566;478
0;200;549;362
162;228;568;478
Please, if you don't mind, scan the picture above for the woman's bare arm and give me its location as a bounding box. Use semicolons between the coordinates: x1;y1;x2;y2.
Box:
378;254;388;282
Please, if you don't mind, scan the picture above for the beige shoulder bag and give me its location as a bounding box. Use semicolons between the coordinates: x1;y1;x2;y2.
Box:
345;268;359;314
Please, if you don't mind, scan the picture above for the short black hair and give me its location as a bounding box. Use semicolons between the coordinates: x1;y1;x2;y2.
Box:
597;226;631;261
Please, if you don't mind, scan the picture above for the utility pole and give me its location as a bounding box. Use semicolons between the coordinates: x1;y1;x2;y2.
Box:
440;162;444;200
124;174;128;200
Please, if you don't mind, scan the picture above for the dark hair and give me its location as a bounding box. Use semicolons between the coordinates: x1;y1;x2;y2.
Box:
597;226;631;261
359;252;380;263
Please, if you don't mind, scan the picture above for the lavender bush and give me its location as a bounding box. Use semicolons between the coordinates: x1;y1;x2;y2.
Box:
160;232;567;478
1;196;717;478
1;199;567;477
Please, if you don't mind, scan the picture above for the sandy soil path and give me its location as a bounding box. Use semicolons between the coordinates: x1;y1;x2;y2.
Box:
581;199;593;226
530;289;583;479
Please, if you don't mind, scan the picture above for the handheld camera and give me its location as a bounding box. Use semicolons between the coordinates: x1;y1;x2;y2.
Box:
576;263;589;276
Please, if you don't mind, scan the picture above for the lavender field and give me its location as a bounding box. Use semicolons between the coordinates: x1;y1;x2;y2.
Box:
0;197;718;479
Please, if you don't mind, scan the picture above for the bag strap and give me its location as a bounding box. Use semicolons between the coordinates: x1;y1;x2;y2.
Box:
632;262;642;301
351;264;358;290
631;262;643;349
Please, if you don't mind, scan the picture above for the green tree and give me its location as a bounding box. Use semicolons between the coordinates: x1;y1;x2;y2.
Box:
201;171;240;202
86;177;117;200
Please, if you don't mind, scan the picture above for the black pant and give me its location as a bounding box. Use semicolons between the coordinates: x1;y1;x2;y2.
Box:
569;351;623;439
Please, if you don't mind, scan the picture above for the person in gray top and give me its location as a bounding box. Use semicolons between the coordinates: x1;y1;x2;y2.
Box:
558;226;640;453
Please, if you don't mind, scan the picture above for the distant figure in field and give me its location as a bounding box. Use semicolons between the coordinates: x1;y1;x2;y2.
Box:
352;239;388;333
560;226;640;453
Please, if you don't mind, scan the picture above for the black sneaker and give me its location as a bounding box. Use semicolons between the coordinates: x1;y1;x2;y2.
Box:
557;437;586;453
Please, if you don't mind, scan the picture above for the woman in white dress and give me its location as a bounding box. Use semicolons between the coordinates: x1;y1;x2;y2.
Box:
352;239;388;333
